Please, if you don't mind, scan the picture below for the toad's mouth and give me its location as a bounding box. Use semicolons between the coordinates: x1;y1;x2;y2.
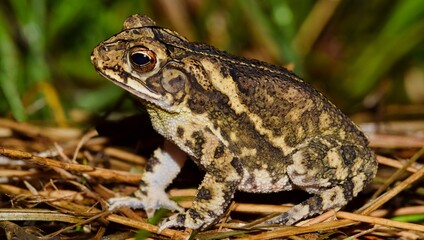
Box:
99;69;163;101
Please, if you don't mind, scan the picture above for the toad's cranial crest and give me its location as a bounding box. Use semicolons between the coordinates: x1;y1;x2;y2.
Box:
91;14;377;231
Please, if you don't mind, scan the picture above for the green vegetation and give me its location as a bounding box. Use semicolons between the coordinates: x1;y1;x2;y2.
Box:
1;0;423;124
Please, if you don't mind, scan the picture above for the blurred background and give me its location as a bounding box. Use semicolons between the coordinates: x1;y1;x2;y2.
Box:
1;0;424;127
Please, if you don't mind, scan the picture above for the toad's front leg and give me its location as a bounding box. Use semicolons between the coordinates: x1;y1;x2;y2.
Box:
159;165;242;231
108;141;187;217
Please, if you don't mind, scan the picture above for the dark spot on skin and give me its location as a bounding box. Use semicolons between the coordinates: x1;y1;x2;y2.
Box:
222;181;238;203
196;187;212;201
176;213;186;225
296;137;335;172
176;127;184;138
207;210;217;218
191;131;205;158
341;145;357;166
308;195;323;214
284;125;302;148
329;191;337;202
343;179;354;201
111;65;120;72
205;163;225;182
118;70;131;84
188;91;208;114
185;140;193;150
230;68;248;95
230;157;243;176
308;138;330;163
188;209;204;221
220;64;229;78
213;145;224;159
145;157;159;172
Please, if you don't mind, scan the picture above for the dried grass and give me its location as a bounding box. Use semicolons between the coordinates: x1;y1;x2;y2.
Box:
1;117;424;239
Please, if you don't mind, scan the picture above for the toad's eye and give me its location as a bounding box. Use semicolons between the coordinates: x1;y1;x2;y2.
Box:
129;48;156;72
131;52;150;65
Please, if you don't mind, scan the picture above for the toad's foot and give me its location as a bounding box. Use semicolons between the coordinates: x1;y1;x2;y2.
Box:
108;193;184;218
157;209;206;233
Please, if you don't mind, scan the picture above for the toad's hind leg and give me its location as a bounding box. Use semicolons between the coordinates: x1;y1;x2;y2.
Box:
266;181;352;225
266;136;377;225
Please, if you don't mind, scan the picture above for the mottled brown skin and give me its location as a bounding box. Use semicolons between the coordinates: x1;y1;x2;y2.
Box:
91;14;377;231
